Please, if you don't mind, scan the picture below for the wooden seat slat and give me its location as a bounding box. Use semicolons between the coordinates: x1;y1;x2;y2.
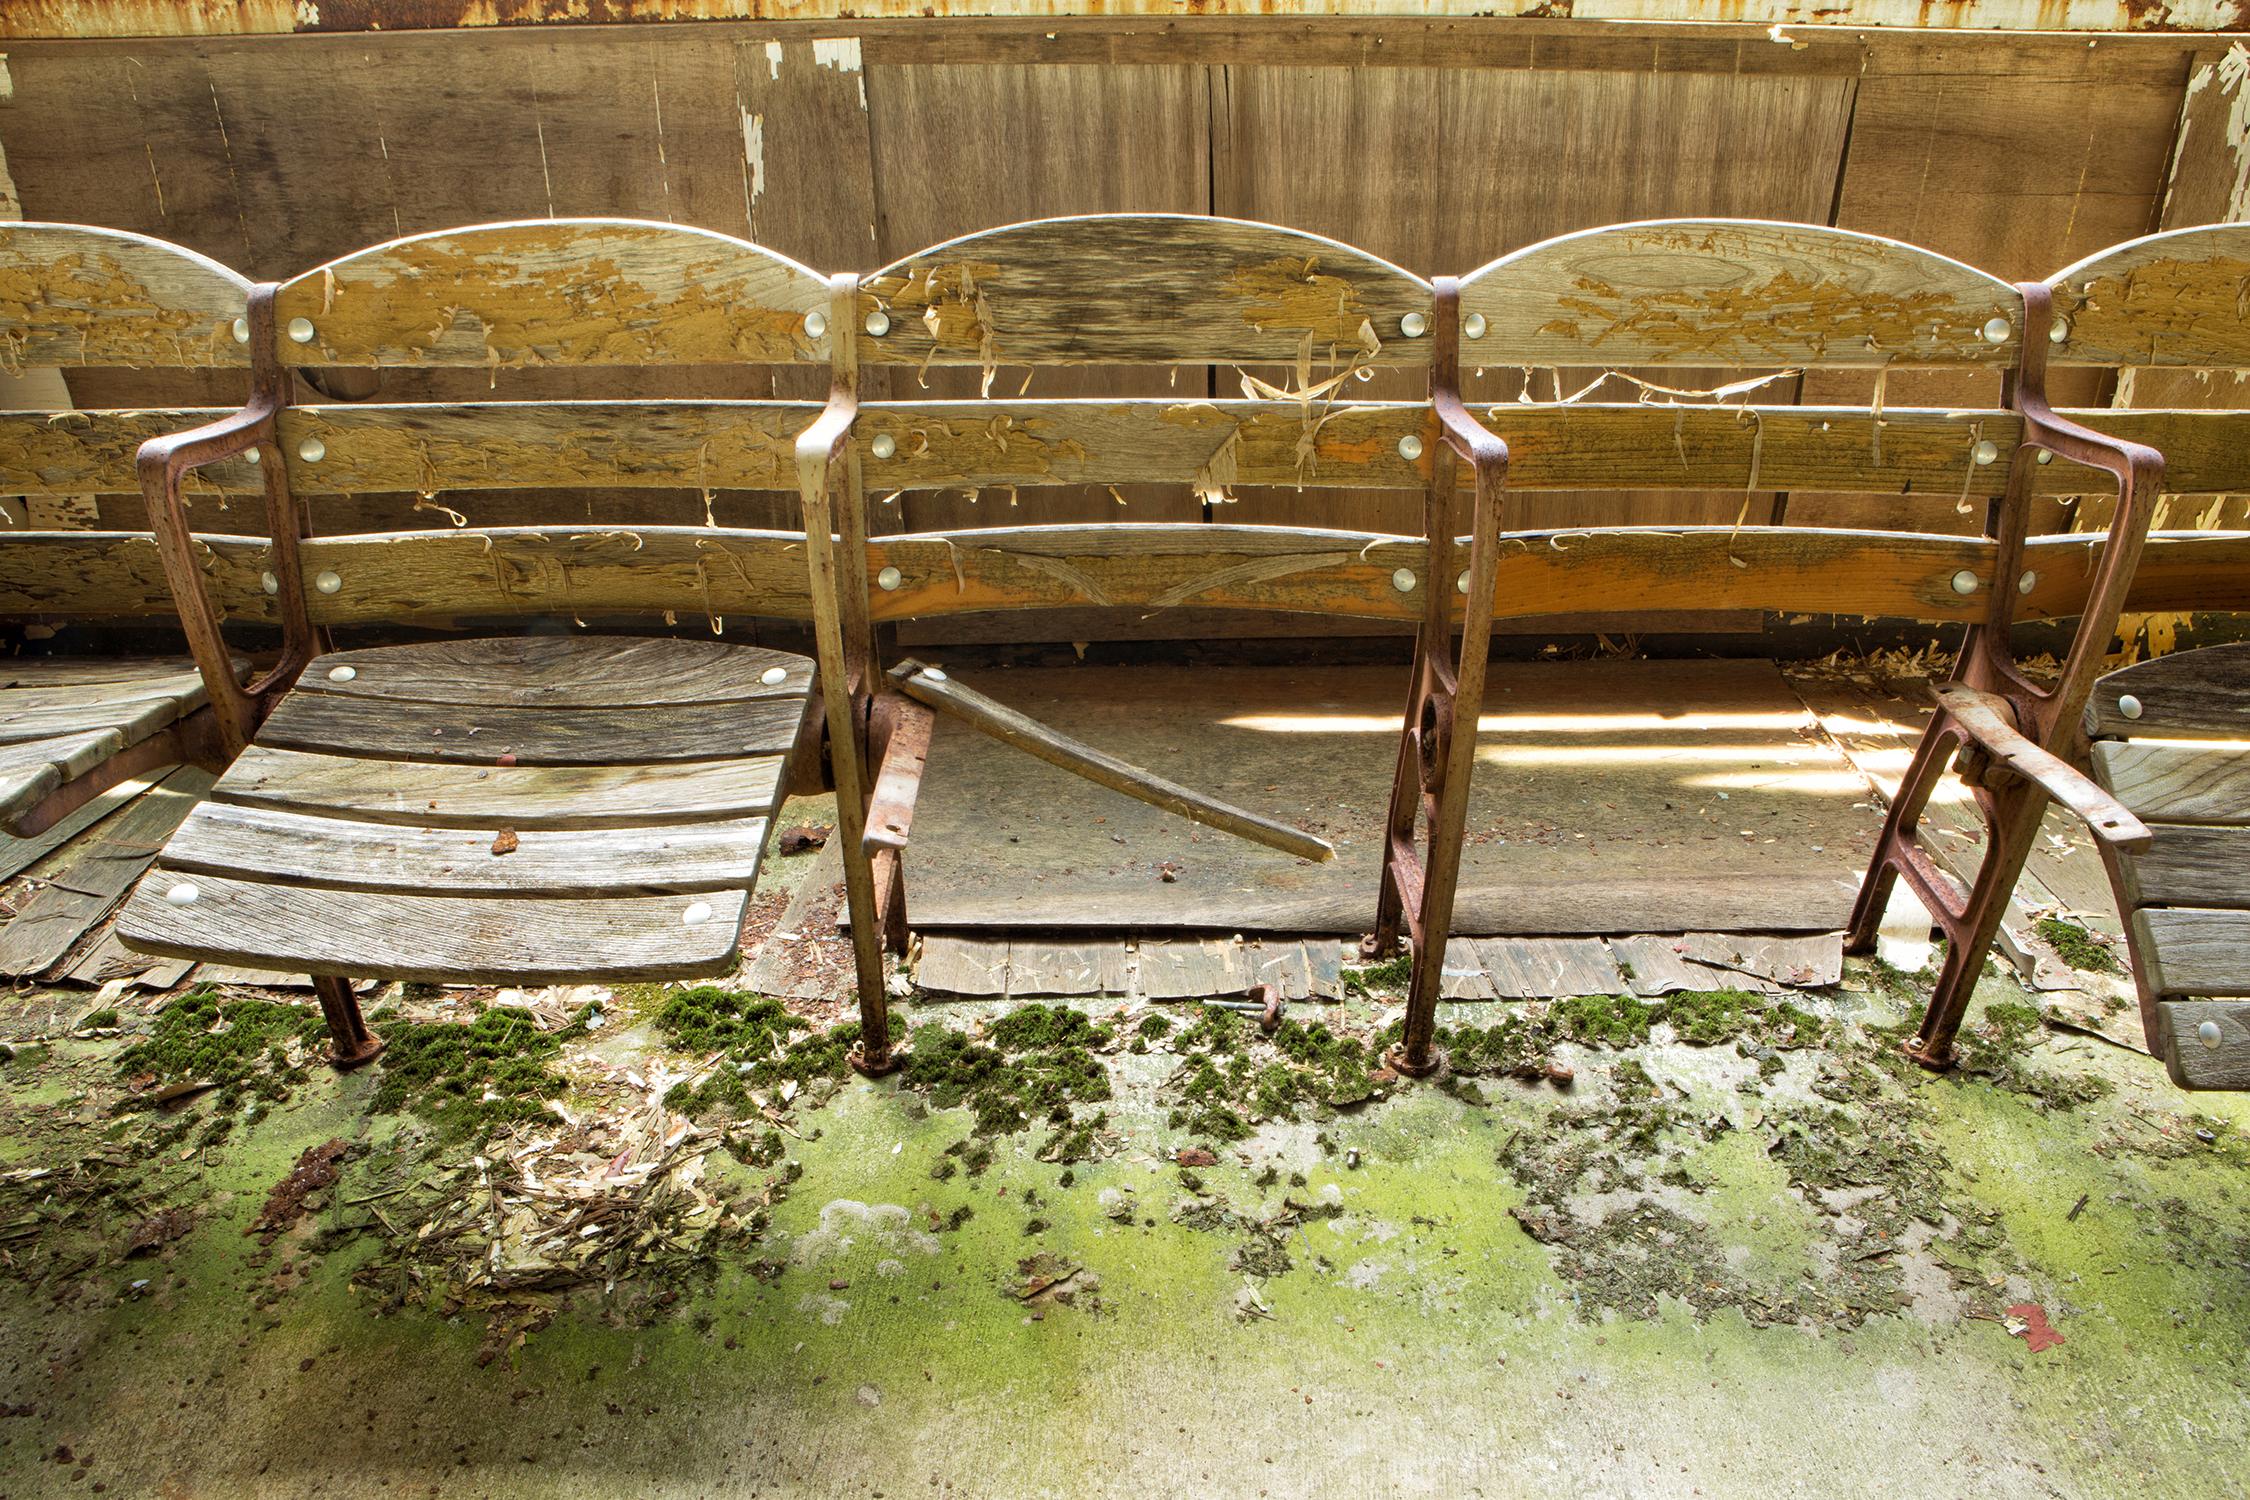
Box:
2129;907;2250;999
2084;642;2250;740
0;689;203;747
0;730;128;826
291;637;813;709
215;746;786;831
2153;1000;2250;1091
2090;741;2250;826
257;692;806;766
2113;824;2250;911
159;802;771;898
117;872;750;984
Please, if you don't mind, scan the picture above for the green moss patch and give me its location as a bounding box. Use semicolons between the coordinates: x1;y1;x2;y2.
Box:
650;986;861;1123
901;1004;1113;1142
1953;999;2111;1108
2037;916;2121;974
367;1003;591;1140
114;987;327;1134
1164;1007;1391;1144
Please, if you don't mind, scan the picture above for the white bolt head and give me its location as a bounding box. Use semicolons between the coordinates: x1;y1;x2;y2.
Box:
164;881;199;906
876;565;903;591
244;447;261;465
682;900;714;927
871;433;897;460
2118;693;2144;720
260;571;279;595
231;317;250;345
315;570;342;594
2018;570;2038;595
2035;450;2054;465
923;667;948;682
1456;570;1471;595
2049;318;2070;344
1400;311;1429;338
1391;568;1417;593
1950;569;1979;595
2198;1019;2224;1049
327;665;357;682
286;316;316;344
1981;316;2011;345
759;665;788;686
1972;439;2000;466
298;436;326;463
1398;434;1425;461
803;309;828;338
865;309;891;336
1463;313;1488;340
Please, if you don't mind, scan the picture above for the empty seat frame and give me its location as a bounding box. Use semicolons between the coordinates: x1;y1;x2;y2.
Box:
0;224;258;835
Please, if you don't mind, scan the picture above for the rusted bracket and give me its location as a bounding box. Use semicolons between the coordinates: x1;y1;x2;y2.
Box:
864;690;934;954
1845;281;2165;1070
1367;277;1509;1080
136;283;320;760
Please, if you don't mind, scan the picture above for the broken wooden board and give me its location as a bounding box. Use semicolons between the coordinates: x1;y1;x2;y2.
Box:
1477;938;1628;1000
1137;939;1260;1001
741;840;850;1002
1440;938;1497;1001
904;661;1876;935
1003;941;1130;999
0;767;212;979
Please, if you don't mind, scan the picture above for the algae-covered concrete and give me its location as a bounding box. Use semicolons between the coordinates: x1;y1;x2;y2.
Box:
1;958;2246;1499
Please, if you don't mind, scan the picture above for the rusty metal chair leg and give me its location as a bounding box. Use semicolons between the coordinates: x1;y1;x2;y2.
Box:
1842;706;1961;957
1902;779;2046;1067
312;975;384;1070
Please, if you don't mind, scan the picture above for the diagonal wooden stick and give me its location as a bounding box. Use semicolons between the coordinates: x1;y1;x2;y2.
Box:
887;659;1335;863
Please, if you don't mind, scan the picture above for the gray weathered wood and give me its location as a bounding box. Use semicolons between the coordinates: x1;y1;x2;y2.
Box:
1005;940;1126;998
913;935;1011;996
1673;932;1844;987
216;745;786;830
0;775;154;882
116;872;749;984
892;661;1333;863
1440;937;1497;1001
1607;935;1758;997
2114;824;2250;911
0;731;129;827
2153;999;2250;1090
2131;907;2250;998
0;690;199;746
159;802;771;898
2092;740;2250;826
1477;936;1626;999
1137;938;1258;1000
256;691;807;765
294;637;813;708
2085;642;2250;740
0;768;210;977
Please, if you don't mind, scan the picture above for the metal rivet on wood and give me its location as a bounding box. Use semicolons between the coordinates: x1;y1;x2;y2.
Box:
1980;316;2011;344
865;310;891;336
315;570;343;594
2200;1020;2225;1048
2018;570;2038;594
1398;435;1424;460
1391;568;1417;593
870;434;897;460
682;900;714;926
286;316;316;344
1972;440;1999;465
759;666;788;686
1950;569;1979;595
164;881;199;905
245;447;261;465
2049;318;2070;344
298;436;325;463
231;317;250;345
260;572;279;595
877;566;903;591
328;665;356;682
1400;312;1428;338
803;310;828;338
2118;693;2144;720
1456;570;1470;595
2036;450;2054;464
1463;313;1487;339
923;666;947;682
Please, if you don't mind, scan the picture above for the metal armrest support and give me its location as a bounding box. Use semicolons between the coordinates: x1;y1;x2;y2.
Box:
135;284;318;758
1935;684;2150;851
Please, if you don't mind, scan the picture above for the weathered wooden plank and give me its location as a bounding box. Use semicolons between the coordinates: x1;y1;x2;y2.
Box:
1476;936;1628;999
1246;939;1342;1002
273;220;830;368
1137;938;1258;1000
256;692;807;765
0;657;232;688
117;872;749;984
2154;999;2250;1090
0;774;153;882
2115;826;2250;911
160;802;770;898
1440;937;1497;1001
860;215;1431;369
1607;934;1752;997
0;730;129;826
0;408;258;497
0;689;199;746
216;745;784;830
1673;932;1843;988
913;935;1010;996
294;637;813;709
892;660;1333;862
1;671;205;712
1004;940;1125;998
1459;220;2018;369
2050;225;2250;369
0;223;248;368
2132;907;2250;998
2084;643;2250;740
2093;741;2250;827
0;767;209;977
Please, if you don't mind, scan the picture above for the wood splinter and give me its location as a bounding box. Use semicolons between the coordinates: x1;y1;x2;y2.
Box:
887;659;1335;864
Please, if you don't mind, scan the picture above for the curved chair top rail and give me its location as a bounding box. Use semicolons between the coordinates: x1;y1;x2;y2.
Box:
273;219;832;369
0;223;250;370
1458;219;2021;370
857;214;1433;371
2048;223;2250;369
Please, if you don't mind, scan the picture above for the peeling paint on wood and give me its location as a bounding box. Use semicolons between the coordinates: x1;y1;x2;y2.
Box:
0;224;247;368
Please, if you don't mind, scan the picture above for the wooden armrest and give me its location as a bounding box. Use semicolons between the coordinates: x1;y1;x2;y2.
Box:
1936;684;2152;852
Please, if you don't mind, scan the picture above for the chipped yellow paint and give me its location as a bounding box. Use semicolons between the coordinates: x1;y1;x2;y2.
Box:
273;222;827;367
1223;255;1384;363
1541;267;1973;364
0;229;246;369
2054;249;2250;368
